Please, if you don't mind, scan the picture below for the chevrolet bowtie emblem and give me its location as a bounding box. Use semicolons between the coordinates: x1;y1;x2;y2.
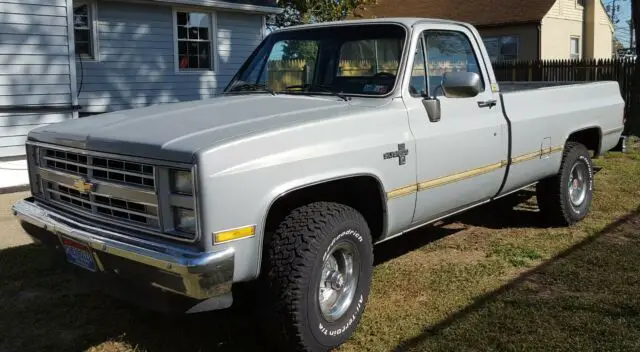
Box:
72;178;94;194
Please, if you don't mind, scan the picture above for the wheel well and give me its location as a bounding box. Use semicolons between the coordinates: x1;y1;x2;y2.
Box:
567;128;601;157
264;176;387;244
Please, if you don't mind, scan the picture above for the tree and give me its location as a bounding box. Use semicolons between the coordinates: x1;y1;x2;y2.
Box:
629;0;639;135
268;0;377;29
270;1;378;67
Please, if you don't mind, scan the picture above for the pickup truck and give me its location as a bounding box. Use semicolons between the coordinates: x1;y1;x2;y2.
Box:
12;17;625;352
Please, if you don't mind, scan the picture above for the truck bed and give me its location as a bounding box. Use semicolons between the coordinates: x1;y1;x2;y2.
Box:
498;81;590;93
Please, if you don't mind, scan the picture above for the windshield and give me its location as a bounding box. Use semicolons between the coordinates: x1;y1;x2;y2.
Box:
225;24;407;97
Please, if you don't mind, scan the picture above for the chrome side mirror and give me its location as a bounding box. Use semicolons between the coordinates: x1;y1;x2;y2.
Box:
441;71;482;98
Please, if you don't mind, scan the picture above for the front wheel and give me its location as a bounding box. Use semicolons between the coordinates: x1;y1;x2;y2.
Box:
264;202;373;352
536;142;594;226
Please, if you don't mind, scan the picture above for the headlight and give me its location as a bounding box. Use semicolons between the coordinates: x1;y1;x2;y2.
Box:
171;170;193;195
174;207;196;233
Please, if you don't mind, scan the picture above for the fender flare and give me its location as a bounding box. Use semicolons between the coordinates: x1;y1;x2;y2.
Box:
254;171;388;276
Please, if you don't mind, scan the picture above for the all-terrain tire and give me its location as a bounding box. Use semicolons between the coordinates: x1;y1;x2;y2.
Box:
264;202;373;352
536;142;594;226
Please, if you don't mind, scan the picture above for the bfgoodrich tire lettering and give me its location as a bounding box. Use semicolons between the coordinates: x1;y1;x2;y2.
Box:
536;142;594;226
265;202;373;352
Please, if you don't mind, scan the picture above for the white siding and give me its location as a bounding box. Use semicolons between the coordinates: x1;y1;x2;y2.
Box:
0;0;75;158
546;0;584;22
78;2;264;113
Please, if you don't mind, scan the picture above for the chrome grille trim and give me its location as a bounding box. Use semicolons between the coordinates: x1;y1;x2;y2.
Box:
42;148;155;189
27;142;198;243
44;180;160;228
39;168;158;207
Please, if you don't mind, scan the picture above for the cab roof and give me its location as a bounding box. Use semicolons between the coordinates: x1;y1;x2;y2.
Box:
272;17;471;32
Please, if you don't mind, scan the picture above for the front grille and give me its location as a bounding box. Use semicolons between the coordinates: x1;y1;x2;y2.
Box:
43;148;155;189
45;181;160;228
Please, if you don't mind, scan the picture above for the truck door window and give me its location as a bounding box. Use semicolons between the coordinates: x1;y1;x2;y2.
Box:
423;31;484;96
409;38;427;97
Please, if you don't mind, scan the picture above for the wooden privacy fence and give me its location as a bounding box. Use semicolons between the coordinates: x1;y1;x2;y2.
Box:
493;59;638;129
265;59;401;91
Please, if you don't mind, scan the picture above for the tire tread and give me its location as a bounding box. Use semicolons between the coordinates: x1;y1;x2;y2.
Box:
536;142;592;226
264;202;371;352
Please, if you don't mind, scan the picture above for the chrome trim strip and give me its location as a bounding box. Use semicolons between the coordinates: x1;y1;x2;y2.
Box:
43;156;155;181
418;161;504;191
603;126;624;136
12;198;233;301
386;145;564;200
170;194;196;209
387;185;418;200
192;164;203;244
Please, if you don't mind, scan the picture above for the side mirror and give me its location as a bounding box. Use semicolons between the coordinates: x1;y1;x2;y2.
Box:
441;71;482;98
422;97;441;123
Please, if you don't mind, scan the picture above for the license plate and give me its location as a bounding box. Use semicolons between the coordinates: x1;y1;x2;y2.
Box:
61;237;96;272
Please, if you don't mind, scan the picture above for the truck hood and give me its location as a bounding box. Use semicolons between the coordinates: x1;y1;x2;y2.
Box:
28;94;378;163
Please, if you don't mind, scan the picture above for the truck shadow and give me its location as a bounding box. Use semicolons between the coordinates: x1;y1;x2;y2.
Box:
0;189;553;352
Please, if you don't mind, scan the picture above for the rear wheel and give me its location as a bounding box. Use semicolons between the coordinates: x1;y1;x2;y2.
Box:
536;142;594;226
264;202;373;352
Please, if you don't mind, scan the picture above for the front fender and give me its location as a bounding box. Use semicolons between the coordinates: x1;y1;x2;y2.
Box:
193;100;413;282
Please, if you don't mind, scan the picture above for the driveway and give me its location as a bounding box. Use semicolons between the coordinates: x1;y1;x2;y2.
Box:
0;191;33;249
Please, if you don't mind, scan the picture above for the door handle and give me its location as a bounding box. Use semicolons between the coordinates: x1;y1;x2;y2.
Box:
477;99;497;108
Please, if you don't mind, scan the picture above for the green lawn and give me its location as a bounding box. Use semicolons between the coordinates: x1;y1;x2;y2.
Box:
1;138;639;352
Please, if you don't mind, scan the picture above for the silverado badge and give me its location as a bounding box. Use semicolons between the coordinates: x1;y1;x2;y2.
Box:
72;178;95;194
383;144;409;166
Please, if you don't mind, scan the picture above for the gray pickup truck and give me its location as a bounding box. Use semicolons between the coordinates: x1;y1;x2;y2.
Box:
12;17;625;351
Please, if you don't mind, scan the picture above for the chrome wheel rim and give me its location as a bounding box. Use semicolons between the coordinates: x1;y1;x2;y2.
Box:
318;241;360;322
568;161;588;207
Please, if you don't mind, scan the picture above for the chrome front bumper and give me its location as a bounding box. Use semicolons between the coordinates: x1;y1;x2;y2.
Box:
12;198;234;309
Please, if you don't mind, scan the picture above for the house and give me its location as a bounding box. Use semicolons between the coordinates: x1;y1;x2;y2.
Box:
356;0;615;62
0;0;281;190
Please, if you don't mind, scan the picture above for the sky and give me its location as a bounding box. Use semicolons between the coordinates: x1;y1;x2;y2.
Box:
603;0;634;48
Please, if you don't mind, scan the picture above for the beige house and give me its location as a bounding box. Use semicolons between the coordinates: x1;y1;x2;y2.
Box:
356;0;615;61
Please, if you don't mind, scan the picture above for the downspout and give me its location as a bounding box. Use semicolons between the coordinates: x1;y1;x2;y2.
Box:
538;22;542;59
583;1;588;59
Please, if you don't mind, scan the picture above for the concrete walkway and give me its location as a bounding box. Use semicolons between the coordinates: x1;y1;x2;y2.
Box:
0;191;33;249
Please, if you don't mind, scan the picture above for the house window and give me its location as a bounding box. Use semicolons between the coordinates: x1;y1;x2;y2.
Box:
175;10;215;71
73;2;96;59
570;37;581;59
482;36;519;61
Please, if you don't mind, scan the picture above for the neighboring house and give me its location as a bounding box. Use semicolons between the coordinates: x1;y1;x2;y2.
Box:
356;0;615;61
0;0;280;189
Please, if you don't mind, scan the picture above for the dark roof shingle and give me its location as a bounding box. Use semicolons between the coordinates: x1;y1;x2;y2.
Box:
355;0;557;27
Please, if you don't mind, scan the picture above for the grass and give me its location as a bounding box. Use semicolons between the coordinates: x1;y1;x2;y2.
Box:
1;138;640;352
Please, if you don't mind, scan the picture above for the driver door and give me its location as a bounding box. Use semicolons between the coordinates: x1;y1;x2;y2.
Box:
404;24;507;224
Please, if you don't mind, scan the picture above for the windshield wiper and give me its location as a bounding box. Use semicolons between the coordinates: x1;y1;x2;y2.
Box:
224;82;276;96
284;84;350;102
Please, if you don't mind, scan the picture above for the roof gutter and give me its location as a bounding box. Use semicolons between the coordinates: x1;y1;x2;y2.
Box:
474;20;542;29
145;0;283;14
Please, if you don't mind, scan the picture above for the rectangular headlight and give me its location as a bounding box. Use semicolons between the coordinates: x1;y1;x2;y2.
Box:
171;170;193;195
173;207;196;234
